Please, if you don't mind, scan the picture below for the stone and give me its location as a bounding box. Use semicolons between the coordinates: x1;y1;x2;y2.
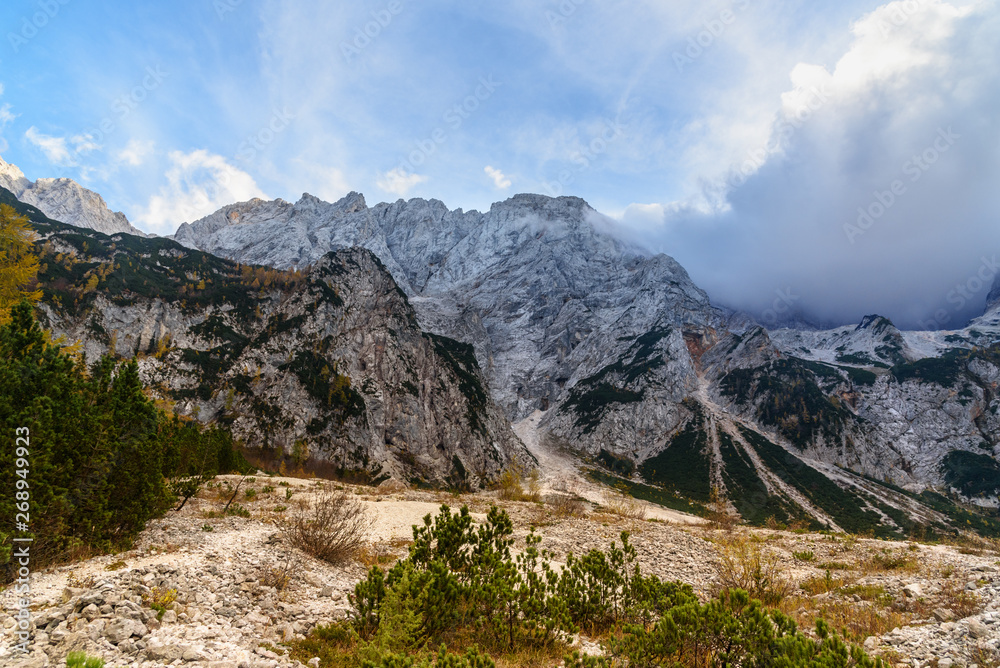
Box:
933;608;956;622
161;609;178;624
968;619;988;639
903;584;923;598
146;643;186;662
182;647;206;661
104;618;143;644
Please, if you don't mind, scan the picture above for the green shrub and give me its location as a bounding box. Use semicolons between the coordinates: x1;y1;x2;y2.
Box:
349;504;693;654
296;503;884;668
607;589;887;667
66;653;105;668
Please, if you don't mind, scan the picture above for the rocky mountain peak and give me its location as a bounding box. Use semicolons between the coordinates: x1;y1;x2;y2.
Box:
988;276;1000;314
0;154;30;193
0;154;146;237
856;314;895;333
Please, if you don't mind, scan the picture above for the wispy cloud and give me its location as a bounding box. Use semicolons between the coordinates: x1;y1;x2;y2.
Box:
133;149;266;235
117;138;155;166
376;167;427;198
24;127;101;166
484;165;511;189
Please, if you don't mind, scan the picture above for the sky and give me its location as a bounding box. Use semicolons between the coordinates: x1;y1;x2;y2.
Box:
0;0;998;329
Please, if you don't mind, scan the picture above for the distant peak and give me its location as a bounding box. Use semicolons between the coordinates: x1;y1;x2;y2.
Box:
987;277;1000;314
856;314;896;332
336;191;367;212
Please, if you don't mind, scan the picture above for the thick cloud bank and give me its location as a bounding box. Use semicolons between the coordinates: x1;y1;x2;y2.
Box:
631;0;1000;330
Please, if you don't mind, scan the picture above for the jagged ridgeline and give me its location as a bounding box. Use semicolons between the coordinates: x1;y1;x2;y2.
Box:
548;317;1000;539
1;186;529;488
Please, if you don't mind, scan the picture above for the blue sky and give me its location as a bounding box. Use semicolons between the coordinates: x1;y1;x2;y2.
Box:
1;0;998;327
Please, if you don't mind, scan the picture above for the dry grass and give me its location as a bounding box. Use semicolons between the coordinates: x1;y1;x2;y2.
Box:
799;571;851;596
937;580;984;619
375;479;409;496
714;533;793;606
859;549;920;575
599;489;647;520
780;595;908;644
545;493;587;518
258;558;300;592
282;491;372;565
495;465;543;503
357;538;412;569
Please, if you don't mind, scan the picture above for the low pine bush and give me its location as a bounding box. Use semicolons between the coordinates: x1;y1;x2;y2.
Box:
292;504;886;668
66;652;105;668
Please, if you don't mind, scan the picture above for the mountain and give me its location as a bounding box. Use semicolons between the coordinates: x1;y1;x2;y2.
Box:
171;192;726;419
1;186;529;487
989;275;1000;315
0;155;147;237
8;170;1000;537
167;190;1000;536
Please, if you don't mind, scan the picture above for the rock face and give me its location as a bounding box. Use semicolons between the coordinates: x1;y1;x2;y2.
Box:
16;195;529;486
167;189;1000;528
171;192;725;418
9;173;1000;533
989;276;1000;314
0;155;147;237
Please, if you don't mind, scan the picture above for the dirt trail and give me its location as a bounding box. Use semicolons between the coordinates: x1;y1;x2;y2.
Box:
513;410;705;525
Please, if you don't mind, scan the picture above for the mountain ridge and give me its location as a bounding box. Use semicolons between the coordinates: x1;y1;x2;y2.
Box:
0;154;147;238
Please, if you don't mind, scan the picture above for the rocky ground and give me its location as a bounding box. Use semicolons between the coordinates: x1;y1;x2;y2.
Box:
2;472;999;668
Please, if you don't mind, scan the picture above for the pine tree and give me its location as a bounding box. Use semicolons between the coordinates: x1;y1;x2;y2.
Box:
0;204;41;324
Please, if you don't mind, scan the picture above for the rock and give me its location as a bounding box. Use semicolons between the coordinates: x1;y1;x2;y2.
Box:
968;619;988;639
104;618;144;644
81;604;100;621
903;584;923;598
183;647;206;661
146;643;186;662
939;659;954;668
933;608;956;622
319;586;334;598
78;590;104;607
62;587;85;602
161;609;178;624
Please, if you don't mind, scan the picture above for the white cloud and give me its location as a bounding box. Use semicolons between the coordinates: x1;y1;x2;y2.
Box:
0;99;13;154
25;127;71;164
25;127;100;166
484;165;512;189
117;138;155;166
133;150;267;234
376;167;427;197
641;0;1000;328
